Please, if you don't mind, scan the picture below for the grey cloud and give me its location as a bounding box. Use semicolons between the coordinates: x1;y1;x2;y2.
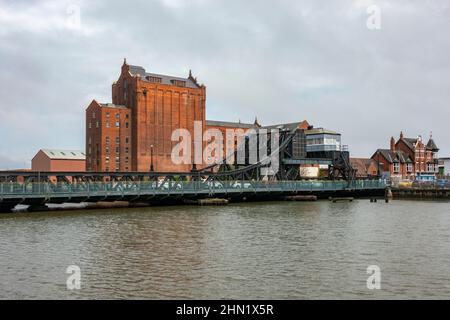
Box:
0;0;449;169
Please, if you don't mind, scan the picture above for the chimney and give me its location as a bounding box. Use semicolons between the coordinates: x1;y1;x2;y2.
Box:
390;136;396;151
400;131;404;139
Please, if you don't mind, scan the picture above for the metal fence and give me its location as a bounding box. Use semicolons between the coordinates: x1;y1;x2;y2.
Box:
0;179;388;199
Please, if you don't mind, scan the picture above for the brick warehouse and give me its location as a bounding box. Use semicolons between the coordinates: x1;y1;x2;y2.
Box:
87;59;206;172
86;60;311;173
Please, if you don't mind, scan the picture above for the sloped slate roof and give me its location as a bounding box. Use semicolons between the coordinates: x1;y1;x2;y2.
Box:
206;120;257;129
426;138;439;151
374;149;413;164
41;149;86;160
263;120;310;132
402;138;418;150
128;64;200;89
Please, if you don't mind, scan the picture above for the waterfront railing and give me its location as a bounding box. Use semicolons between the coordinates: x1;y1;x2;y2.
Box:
0;179;388;198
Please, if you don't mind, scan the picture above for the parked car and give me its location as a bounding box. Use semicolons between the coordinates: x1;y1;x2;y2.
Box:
398;180;413;188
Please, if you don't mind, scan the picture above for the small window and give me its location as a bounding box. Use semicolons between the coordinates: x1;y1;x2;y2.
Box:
126;114;129;119
125;122;129;128
60;152;66;156
71;152;76;156
116;137;120;144
125;137;129;144
50;151;55;155
115;113;120;119
96;121;99;128
92;112;96;119
115;121;120;127
88;122;92;129
116;147;119;154
106;121;110;128
106;136;110;144
106;112;110;118
116;157;120;163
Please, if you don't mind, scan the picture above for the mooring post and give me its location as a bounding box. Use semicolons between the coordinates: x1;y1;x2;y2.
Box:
385;187;392;203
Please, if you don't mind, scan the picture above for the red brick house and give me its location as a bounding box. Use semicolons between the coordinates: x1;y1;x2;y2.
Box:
350;158;378;178
371;132;439;180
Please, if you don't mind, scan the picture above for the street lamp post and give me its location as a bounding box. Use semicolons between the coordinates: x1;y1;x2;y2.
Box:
150;144;154;172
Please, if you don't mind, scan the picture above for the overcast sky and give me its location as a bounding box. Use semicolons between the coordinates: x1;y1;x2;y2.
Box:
0;0;449;169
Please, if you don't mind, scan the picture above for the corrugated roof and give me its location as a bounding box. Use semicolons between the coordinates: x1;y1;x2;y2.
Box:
41;149;86;160
128;64;200;89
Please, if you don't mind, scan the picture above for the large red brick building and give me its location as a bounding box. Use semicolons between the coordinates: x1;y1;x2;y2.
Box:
371;131;439;180
86;60;311;173
87;60;206;172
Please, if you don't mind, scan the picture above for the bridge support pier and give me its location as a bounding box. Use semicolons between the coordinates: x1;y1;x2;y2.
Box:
0;203;16;213
385;187;393;203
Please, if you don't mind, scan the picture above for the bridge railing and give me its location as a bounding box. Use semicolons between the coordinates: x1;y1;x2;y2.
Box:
0;179;388;198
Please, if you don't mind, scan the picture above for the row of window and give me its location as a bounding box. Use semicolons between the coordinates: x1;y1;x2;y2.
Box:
105;146;129;154
88;121;130;129
393;163;436;173
105;136;130;145
92;112;129;119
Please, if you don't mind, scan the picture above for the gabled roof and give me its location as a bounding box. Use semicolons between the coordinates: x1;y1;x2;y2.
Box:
40;149;86;160
350;158;377;175
128;64;201;89
401;137;418;150
373;149;413;164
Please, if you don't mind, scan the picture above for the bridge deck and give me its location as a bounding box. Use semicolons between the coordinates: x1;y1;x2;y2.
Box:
0;180;387;209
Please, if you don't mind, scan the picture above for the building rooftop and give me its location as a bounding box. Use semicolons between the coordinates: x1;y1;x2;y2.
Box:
40;149;86;160
128;64;201;89
373;149;413;164
426;138;439;151
263;120;310;131
206;120;257;129
99;103;127;110
305;128;340;136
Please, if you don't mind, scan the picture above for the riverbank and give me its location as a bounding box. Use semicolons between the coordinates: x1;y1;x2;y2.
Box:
392;188;450;200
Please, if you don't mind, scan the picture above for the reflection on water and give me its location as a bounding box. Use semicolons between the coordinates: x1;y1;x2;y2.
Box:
0;200;449;299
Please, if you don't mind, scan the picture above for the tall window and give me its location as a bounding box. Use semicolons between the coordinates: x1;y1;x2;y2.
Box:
393;162;400;173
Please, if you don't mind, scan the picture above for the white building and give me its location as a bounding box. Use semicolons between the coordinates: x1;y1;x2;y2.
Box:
439;157;450;177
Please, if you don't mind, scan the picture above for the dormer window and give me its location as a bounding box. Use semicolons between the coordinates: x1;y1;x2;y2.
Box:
171;80;186;87
147;76;162;83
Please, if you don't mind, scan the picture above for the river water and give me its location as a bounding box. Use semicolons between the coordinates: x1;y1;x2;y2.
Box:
0;200;449;299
